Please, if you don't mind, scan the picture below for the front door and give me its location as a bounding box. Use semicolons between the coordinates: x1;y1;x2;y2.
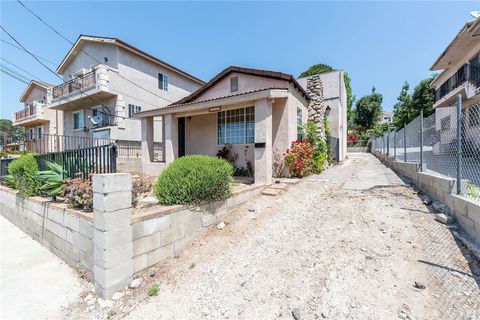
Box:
178;117;185;157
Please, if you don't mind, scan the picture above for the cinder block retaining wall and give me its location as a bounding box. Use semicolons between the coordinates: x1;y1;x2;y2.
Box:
130;184;264;275
0;186;94;278
0;174;264;298
373;152;480;245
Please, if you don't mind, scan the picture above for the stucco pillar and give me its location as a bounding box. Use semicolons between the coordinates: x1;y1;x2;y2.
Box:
254;98;273;185
141;117;154;166
164;114;178;164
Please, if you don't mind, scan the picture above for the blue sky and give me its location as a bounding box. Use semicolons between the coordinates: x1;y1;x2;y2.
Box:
0;1;478;119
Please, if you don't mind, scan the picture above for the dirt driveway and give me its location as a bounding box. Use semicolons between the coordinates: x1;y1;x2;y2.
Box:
69;153;480;320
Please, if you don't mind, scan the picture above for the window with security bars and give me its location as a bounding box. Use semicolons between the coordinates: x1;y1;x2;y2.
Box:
217;106;255;145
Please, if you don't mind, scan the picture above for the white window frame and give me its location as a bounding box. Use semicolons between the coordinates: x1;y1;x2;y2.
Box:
128;104;142;118
230;76;239;92
37;126;44;138
217;106;255;145
73;110;84;130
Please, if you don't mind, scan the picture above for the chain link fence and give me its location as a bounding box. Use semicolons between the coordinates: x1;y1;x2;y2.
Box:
372;101;480;204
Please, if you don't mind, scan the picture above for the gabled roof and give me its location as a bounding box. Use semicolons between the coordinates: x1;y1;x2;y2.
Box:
430;17;480;71
56;35;204;85
173;66;310;106
19;80;54;102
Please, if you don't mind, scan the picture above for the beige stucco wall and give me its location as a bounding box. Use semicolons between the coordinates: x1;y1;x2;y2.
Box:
57;41;202;142
193;73;288;102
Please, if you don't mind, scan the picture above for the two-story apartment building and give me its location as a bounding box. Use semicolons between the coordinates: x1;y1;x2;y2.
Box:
430;16;480;146
49;35;204;155
12;80;63;152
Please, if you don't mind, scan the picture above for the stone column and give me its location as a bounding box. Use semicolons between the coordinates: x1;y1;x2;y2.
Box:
164;114;178;165
254;98;273;185
93;173;133;299
141;117;154;165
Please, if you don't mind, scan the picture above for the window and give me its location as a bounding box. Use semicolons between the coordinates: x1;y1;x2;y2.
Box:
441;115;451;131
29;128;34;140
73;111;84;130
92;109;98;117
37;126;44;138
469;105;480;127
217;106;255;145
230;76;238;92
158;73;168;91
128;104;142;118
297;107;303;141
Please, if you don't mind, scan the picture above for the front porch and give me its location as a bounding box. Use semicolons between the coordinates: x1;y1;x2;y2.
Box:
139;89;296;185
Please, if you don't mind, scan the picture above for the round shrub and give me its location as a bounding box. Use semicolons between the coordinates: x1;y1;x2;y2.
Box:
8;153;40;196
153;155;235;205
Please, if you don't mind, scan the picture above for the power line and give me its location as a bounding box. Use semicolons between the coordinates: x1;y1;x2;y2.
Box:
16;0;176;105
0;25;123;119
1;67;30;84
0;64;31;82
0;39;57;66
0;57;42;81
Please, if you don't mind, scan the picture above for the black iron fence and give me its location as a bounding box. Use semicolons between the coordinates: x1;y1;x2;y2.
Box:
35;144;117;179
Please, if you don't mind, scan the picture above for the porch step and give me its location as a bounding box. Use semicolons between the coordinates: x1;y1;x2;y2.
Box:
261;188;282;196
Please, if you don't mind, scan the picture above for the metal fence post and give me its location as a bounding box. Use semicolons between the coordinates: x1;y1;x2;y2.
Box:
386;127;390;157
420;111;424;172
404;124;407;162
456;95;462;195
394;131;397;160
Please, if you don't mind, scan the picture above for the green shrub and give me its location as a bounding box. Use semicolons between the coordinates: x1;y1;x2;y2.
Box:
300;121;329;173
8;154;40;196
148;284;160;296
38;161;66;198
153;155;234;205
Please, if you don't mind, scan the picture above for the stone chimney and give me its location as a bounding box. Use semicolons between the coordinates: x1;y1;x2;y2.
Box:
306;75;326;141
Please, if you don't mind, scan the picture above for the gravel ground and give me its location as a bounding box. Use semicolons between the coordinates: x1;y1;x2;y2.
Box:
66;153;480;320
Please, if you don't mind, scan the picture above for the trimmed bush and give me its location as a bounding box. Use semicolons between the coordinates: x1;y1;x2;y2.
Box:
8;153;40;196
153;155;234;205
284;140;315;178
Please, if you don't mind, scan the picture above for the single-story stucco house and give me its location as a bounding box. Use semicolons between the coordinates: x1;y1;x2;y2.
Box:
135;66;311;185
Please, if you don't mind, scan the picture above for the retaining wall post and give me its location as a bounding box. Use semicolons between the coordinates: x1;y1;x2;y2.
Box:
92;173;133;298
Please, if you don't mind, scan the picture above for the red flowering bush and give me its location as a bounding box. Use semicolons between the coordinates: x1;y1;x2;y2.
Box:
347;133;359;142
283;140;315;178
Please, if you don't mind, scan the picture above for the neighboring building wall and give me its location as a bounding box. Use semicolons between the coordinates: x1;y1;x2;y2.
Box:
58;40;202;142
297;71;347;161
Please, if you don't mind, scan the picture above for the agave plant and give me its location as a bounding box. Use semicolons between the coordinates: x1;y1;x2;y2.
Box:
2;174;16;188
38;161;66;198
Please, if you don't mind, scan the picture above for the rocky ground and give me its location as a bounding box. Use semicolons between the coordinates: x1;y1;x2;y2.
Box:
65;153;480;320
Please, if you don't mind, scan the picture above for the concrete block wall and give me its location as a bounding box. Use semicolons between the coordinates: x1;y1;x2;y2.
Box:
92;173;133;298
0;186;94;278
372;151;480;245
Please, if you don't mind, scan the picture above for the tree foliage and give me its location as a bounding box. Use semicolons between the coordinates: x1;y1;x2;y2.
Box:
353;87;383;130
0;119;24;148
299;64;334;78
393;77;435;129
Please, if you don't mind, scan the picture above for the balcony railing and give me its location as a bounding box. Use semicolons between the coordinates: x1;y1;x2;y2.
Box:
52;70;96;99
13;104;42;121
435;64;480;102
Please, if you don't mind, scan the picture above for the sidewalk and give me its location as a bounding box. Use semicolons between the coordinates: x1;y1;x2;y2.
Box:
0;215;86;320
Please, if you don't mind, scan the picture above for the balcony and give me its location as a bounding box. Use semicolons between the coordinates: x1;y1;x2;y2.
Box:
50;65;115;111
434;64;480;108
12;103;47;127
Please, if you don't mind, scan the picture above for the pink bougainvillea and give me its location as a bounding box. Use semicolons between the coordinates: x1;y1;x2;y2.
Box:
283;140;314;178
